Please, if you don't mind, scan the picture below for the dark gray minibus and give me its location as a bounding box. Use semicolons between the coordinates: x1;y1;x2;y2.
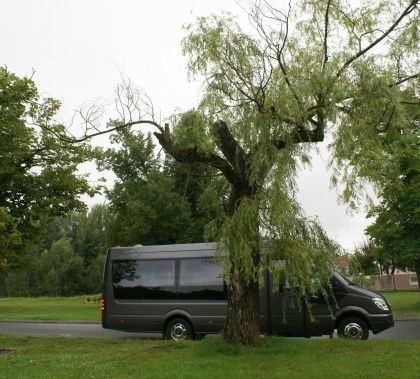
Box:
102;243;394;340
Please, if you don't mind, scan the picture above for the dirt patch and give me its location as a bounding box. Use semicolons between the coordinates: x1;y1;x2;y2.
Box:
143;345;165;352
0;348;12;356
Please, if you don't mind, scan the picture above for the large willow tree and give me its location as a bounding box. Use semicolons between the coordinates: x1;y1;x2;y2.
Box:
65;0;418;345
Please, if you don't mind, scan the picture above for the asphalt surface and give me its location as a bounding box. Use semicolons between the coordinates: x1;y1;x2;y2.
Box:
0;319;419;340
0;321;159;339
369;319;420;340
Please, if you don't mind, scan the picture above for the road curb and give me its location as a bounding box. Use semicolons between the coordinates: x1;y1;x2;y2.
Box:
394;316;420;321
0;319;101;324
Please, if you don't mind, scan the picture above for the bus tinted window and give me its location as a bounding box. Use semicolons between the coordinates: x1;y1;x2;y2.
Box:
112;259;176;299
178;258;227;300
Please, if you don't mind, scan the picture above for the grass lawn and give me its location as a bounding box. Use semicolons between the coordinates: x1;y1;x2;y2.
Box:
0;296;100;321
380;291;420;317
0;336;419;379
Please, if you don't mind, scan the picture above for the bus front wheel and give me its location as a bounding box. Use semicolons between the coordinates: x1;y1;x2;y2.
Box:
337;317;369;340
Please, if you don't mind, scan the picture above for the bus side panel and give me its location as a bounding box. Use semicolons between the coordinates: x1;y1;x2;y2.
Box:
186;300;227;333
106;300;176;332
105;299;228;333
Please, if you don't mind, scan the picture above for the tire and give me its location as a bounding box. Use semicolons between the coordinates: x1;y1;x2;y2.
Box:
165;318;194;341
337;317;369;340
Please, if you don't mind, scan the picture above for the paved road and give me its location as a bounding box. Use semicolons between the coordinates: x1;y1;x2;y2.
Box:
0;320;419;340
369;319;420;340
0;321;159;339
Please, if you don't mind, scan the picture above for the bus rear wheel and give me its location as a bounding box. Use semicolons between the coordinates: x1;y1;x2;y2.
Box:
165;318;193;341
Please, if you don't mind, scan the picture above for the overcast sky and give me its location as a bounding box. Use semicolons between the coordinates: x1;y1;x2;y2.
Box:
1;0;372;250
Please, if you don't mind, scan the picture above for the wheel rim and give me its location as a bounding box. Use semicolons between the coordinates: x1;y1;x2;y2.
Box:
170;323;187;340
343;322;364;339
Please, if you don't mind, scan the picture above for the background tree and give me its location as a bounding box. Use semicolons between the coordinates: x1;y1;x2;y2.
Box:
2;238;86;297
59;205;111;293
348;240;380;276
0;207;21;272
0;206;111;296
0;67;97;270
58;0;417;345
99;125;227;246
63;204;111;266
365;100;420;288
36;238;86;296
164;158;229;242
162;111;229;242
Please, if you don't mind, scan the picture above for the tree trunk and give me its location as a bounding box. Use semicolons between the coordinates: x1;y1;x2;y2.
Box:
223;271;261;345
156;122;264;345
222;188;261;345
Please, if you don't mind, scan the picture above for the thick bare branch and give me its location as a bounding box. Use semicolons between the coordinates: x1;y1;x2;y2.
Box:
153;124;241;187
56;120;164;143
272;123;324;150
211;120;248;177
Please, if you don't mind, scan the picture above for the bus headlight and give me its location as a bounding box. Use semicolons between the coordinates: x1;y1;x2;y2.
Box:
373;297;389;311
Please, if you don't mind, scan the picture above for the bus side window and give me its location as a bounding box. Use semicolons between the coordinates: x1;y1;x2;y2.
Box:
178;258;227;300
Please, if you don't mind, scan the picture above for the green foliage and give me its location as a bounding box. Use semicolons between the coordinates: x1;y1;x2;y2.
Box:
173;174;228;242
182;8;341;302
170;110;215;152
0;207;21;271
166;110;229;241
164;160;228;242
208;197;262;285
1;254;39;296
63;204;111;265
349;240;380;276
36;239;85;296
2;238;102;297
1;206;110;297
106;172;194;246
364;102;420;282
0;67;98;263
101;128;193;245
179;0;418;304
101;126;227;246
99;128;158;182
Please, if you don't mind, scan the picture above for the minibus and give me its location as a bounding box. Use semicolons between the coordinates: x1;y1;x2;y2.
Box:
102;243;394;340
